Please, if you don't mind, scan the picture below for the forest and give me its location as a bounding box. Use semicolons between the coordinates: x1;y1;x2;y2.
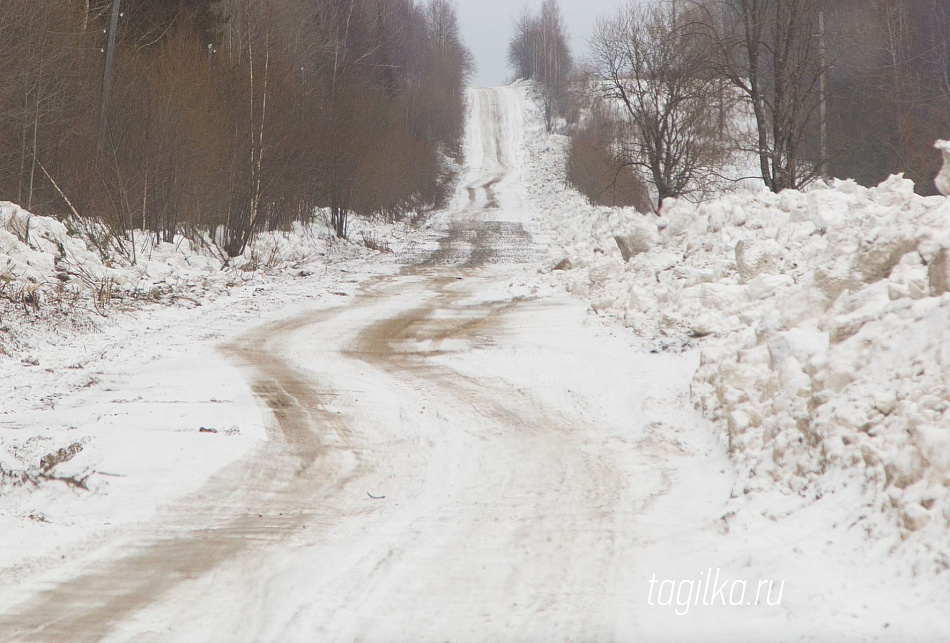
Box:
510;0;950;211
828;0;950;191
0;0;472;257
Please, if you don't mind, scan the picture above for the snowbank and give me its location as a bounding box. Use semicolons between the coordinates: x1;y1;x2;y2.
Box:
665;179;950;552
0;202;400;346
520;89;950;565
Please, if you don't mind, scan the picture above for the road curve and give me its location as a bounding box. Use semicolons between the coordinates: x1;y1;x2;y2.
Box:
0;88;677;642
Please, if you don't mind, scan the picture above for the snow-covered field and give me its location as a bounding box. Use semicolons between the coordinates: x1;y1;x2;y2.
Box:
0;83;948;641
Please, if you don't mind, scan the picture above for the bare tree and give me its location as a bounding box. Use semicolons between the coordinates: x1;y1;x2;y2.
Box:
507;0;573;131
822;0;950;192
0;0;473;252
698;0;829;192
591;1;728;211
415;0;474;157
507;10;533;80
0;0;94;214
933;0;950;109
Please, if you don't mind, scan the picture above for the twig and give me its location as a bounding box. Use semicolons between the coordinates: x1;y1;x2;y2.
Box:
35;158;82;221
35;472;90;490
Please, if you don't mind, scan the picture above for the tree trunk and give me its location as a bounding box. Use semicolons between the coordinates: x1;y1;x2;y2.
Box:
98;0;121;150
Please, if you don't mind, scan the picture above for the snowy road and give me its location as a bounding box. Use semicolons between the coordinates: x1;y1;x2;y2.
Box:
0;87;710;641
7;87;940;642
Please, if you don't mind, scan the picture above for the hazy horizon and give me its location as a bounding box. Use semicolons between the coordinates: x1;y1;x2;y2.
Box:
454;0;626;87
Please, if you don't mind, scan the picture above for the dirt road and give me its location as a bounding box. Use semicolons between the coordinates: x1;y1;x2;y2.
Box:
0;88;709;642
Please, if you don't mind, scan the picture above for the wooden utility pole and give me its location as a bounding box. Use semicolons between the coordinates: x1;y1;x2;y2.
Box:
98;0;121;150
818;10;828;180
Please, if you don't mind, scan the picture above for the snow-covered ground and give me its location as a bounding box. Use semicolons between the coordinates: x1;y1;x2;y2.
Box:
517;83;950;637
526;96;950;566
0;83;948;641
0;205;406;604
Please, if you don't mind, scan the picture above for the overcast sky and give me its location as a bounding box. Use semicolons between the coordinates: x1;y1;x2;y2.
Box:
455;0;626;88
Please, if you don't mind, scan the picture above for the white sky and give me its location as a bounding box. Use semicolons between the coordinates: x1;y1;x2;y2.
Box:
455;0;628;88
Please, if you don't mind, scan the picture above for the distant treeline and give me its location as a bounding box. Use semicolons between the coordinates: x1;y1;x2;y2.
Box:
829;0;950;193
0;0;472;255
514;0;950;213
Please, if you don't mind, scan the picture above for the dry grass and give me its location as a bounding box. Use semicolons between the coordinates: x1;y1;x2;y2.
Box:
360;231;392;254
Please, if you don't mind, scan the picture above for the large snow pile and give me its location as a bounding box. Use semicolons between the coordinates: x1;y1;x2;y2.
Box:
522;93;950;565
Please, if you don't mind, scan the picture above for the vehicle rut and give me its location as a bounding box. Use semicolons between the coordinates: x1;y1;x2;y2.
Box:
0;88;662;642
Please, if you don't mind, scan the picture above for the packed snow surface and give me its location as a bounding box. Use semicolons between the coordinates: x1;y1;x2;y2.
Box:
0;83;948;641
